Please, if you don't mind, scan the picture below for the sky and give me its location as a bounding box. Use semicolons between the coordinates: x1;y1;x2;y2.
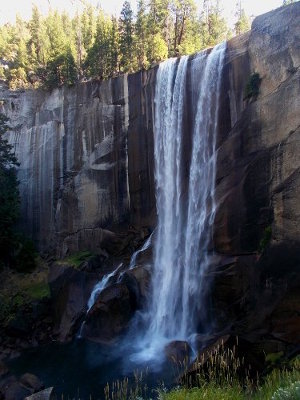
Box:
0;0;284;26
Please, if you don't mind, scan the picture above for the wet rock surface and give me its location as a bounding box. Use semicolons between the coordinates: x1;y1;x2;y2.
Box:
165;341;192;364
83;283;136;342
0;362;44;400
25;387;56;400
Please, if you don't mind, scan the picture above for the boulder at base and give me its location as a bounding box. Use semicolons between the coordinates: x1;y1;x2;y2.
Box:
25;387;56;400
83;283;136;342
165;340;192;364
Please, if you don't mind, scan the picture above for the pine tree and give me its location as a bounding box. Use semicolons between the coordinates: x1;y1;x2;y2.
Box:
200;0;229;48
81;4;97;53
28;6;43;67
85;10;112;79
234;0;250;35
109;17;120;76
135;0;149;69
171;0;198;56
73;13;82;77
119;1;136;73
0;0;236;88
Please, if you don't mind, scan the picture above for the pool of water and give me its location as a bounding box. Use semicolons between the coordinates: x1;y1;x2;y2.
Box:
7;338;177;399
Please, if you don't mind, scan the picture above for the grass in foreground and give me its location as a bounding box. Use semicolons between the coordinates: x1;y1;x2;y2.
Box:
160;385;244;400
102;347;300;400
160;357;300;400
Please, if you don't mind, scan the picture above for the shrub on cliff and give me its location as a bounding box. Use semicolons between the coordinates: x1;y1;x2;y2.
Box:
0;113;20;267
0;113;37;271
244;73;262;101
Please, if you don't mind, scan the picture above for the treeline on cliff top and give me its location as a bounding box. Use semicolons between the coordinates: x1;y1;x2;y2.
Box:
0;0;251;90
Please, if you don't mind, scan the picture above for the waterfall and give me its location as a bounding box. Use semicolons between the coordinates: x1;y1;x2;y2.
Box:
132;43;226;361
87;263;123;312
129;233;153;270
78;263;123;338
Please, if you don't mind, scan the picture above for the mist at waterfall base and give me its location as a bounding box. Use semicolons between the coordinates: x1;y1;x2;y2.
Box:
8;43;226;398
8;340;176;399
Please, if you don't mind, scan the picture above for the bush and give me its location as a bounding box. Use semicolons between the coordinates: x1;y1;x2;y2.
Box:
57;251;94;269
7;67;29;90
259;226;272;253
13;235;37;272
244;72;262;100
0;113;20;267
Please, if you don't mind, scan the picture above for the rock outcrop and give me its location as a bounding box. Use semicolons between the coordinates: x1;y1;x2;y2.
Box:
210;2;300;351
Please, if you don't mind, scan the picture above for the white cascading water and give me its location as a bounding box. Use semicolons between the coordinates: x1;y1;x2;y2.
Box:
129;232;153;270
78;263;123;338
87;263;123;312
132;43;226;361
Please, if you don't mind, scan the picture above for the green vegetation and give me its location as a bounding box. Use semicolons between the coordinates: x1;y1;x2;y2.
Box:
0;280;49;325
58;251;94;269
244;72;262;101
0;113;37;271
271;381;300;400
259;225;272;253
160;386;244;400
0;113;20;268
266;352;285;366
253;362;300;399
24;281;50;300
0;1;251;90
102;340;300;400
235;1;251;36
160;357;300;400
283;0;296;5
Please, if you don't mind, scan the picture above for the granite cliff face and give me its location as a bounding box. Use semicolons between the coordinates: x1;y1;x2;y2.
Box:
0;3;299;352
1;71;156;256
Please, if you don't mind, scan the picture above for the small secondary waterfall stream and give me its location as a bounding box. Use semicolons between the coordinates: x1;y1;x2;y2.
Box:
129;232;153;270
132;43;226;361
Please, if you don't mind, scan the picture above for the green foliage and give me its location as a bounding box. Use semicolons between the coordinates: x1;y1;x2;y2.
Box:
259;225;272;253
0;113;37;271
0;113;20;267
253;358;300;399
0;293;24;324
160;357;300;400
148;33;168;64
245;72;262;100
0;281;49;325
235;3;251;36
135;0;149;69
85;12;117;79
199;1;231;48
266;352;285;366
0;1;239;89
159;386;244;400
58;251;94;269
44;47;78;89
7;67;29;89
24;281;50;300
271;381;300;400
283;0;296;5
119;1;136;73
13;235;37;272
